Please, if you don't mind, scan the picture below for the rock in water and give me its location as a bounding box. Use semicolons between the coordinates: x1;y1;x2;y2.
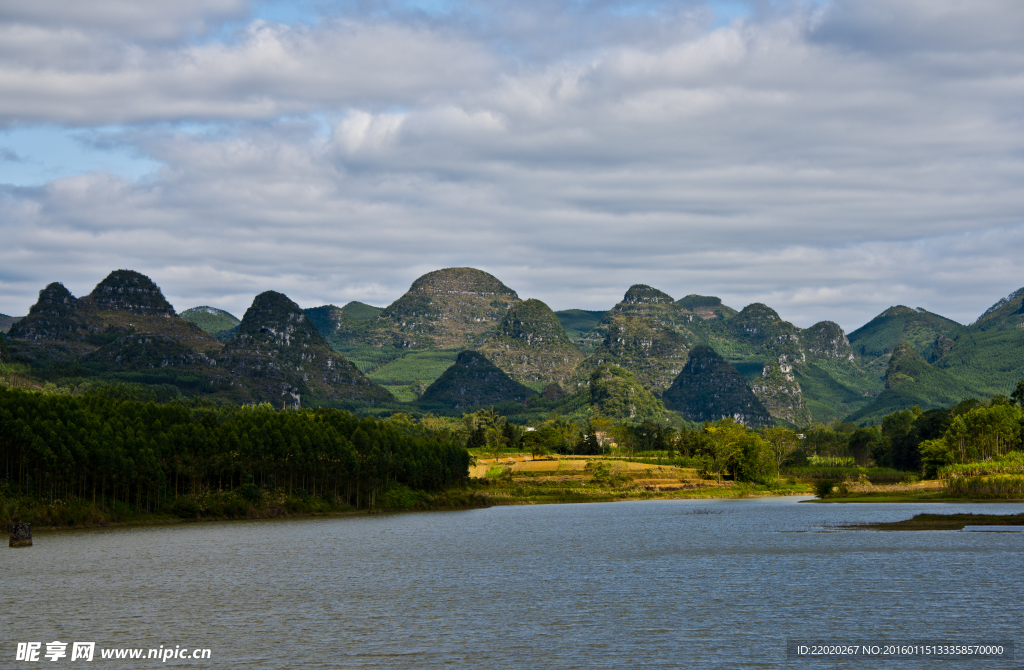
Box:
9;523;32;548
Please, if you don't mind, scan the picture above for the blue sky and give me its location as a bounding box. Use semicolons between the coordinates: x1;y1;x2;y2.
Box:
0;0;1022;330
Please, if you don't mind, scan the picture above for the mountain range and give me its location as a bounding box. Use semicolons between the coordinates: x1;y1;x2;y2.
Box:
3;267;1022;425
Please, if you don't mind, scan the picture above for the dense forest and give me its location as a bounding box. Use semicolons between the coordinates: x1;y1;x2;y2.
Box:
0;387;469;521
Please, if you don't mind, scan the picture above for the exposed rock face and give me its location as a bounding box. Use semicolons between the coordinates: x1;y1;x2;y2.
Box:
479;298;584;384
662;345;772;428
621;284;674;305
420;350;535;409
802;321;854;361
371;268;520;349
588;365;665;421
219;291;391;407
571;315;690;391
749;357;811;425
86;270;176;316
8;283;85;342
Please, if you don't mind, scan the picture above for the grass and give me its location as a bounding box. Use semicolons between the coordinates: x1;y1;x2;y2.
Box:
939;452;1024;479
366;350;459;385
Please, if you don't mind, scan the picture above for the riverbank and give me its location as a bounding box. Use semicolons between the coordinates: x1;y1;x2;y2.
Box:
839;512;1024;530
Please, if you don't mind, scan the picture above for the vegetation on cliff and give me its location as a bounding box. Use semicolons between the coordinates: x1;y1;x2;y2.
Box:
217;291;392;407
420;350;536;409
479;298;584;385
662;345;772;428
180;306;241;342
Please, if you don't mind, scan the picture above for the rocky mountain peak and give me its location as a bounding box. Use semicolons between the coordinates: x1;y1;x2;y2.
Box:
30;283;77;315
802;320;854;360
87;270;175;316
373;267;521;349
479;298;583;384
407;267;519;299
237;291;320;344
492;299;571;344
622;285;674;305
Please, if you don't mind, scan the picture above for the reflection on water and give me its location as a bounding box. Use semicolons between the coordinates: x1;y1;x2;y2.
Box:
4;497;1023;668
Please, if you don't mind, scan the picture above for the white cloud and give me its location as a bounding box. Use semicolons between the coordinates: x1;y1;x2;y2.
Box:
0;1;1023;333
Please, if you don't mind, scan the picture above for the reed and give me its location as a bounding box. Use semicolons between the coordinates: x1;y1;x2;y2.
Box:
939;452;1024;480
942;475;1024;499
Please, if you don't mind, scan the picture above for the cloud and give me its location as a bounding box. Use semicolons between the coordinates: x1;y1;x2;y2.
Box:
0;1;1022;333
0;0;250;41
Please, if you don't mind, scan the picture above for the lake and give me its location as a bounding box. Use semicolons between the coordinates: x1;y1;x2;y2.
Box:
4;497;1022;668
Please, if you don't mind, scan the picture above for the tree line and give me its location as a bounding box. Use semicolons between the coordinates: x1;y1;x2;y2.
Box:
0;387;469;512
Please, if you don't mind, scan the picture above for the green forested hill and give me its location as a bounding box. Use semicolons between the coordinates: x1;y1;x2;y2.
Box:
970;287;1024;332
180;306;241;342
420;350;536;409
555;309;606;348
846;343;980;425
847;305;963;368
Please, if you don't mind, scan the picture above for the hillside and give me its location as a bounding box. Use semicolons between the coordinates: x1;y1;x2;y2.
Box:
588;365;665;421
970;287;1024;332
0;314;21;333
217;291;392;407
368;267;520;350
847;306;963;373
845;343;979;425
479;299;584;385
180;306;241;342
675;295;737;321
8;272;222;372
662;346;771;428
570;314;690;392
419;350;536;409
555;309;606;350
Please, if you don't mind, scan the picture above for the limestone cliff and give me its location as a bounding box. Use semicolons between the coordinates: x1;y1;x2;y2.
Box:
749;357;811;425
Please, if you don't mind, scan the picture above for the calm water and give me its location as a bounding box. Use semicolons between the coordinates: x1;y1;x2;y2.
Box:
4;497;1023;668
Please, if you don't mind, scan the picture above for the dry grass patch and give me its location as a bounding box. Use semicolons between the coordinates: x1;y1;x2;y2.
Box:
512;460;560;472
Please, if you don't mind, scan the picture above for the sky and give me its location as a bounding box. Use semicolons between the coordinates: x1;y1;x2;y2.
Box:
1;0;1022;332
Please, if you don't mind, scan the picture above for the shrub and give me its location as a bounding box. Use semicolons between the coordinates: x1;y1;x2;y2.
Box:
814;479;835;499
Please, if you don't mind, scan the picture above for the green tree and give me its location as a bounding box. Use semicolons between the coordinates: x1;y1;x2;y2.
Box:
703;419;747;483
761;426;799;479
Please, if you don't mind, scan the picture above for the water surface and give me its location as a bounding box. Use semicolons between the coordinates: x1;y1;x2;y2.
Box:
4;497;1022;668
